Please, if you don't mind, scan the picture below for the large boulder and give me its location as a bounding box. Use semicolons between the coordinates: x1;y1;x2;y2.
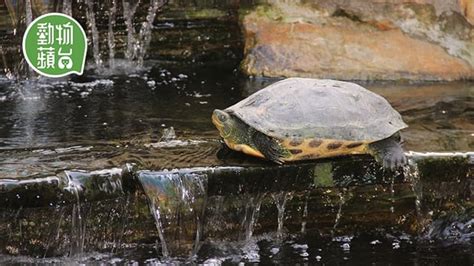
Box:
241;1;474;80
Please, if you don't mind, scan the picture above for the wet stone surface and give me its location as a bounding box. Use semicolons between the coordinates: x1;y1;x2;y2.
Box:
0;155;472;264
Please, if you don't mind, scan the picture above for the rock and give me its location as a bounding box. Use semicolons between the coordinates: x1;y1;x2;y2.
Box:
241;2;474;81
460;0;474;24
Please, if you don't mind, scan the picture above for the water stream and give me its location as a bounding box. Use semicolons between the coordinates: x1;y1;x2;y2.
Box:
272;192;291;238
241;194;265;241
107;0;117;69
85;0;102;69
149;201;169;258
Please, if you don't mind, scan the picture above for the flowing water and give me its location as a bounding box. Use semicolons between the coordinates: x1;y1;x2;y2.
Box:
0;0;473;264
0;62;472;264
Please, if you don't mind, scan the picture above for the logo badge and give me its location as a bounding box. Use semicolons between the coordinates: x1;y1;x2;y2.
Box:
22;13;87;77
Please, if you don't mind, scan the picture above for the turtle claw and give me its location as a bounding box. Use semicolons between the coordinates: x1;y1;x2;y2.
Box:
383;152;407;170
369;134;407;171
272;158;285;165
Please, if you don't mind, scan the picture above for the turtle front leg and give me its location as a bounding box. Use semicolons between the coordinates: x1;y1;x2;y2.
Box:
368;134;407;170
251;130;286;164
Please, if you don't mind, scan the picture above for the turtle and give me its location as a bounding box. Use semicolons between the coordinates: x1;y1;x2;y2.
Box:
211;78;408;169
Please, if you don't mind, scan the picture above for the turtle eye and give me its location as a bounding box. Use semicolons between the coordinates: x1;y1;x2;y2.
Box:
218;114;227;122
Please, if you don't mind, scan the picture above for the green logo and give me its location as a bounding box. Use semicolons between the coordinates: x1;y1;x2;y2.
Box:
22;13;87;77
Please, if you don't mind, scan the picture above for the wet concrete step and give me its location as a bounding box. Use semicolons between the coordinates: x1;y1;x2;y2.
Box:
0;152;472;258
1;151;472;209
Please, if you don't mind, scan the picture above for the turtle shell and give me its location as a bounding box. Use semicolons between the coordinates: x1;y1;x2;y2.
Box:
226;78;407;142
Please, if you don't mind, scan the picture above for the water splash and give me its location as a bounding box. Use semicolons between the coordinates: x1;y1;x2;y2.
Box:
300;194;309;234
149;201;169;258
240;194;265;241
139;170;208;258
62;0;72;16
24;0;35;79
25;0;33;25
160;127;176;142
122;0;166;67
122;0;140;61
43;207;66;258
136;0;166;67
85;0;102;69
66;183;86;257
191;193;207;259
333;190;346;230
107;0;117;68
390;175;395;213
272;192;291;238
111;196;130;254
405;160;424;227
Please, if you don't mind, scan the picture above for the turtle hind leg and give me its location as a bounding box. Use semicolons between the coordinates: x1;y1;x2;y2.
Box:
368;134;407;170
251;130;285;164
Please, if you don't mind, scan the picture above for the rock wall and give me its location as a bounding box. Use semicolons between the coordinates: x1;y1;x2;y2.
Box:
241;0;474;80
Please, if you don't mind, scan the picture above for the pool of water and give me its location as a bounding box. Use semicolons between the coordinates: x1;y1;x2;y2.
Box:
0;61;472;177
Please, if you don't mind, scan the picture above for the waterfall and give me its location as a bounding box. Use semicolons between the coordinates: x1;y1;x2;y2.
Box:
149;201;170;258
122;0;140;61
272;192;291;238
67;183;86;257
62;0;72;16
25;0;34;78
405;161;425;230
107;0;117;68
137;0;166;67
122;0;165;67
138;171;208;259
240;194;264;241
300;195;309;233
85;0;102;69
332;190;345;230
390;175;396;213
25;0;33;25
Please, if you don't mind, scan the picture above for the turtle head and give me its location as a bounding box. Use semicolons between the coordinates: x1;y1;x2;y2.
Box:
212;109;248;145
212;109;233;138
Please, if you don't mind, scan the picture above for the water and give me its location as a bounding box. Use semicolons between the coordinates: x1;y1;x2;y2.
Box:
272;192;291;238
62;0;72;16
149;201;169;258
0;61;472;263
85;0;102;69
0;1;472;264
107;0;117;69
136;0;166;67
241;193;264;241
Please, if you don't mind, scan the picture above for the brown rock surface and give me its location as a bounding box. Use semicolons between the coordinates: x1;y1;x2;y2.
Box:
241;2;474;80
460;0;474;24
